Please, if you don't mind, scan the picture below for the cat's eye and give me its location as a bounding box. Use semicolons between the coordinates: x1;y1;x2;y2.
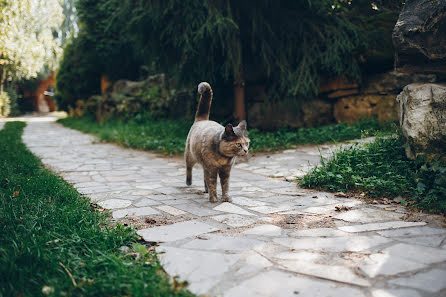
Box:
237;143;242;148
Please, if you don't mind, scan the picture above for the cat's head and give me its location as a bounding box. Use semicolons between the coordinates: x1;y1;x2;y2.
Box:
219;120;250;157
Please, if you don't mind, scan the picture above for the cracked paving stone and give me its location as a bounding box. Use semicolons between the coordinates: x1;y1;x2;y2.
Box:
359;252;427;277
137;220;218;242
388;268;446;293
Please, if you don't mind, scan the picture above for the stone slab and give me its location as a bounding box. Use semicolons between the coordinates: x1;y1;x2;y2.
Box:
278;260;370;287
133;198;159;207
274;235;391;252
213;202;256;216
157;246;240;295
371;289;422;297
291;228;350;237
155;205;187;216
137;220;218;242
182;235;266;251
360;253;427;277
212;214;257;227
338;221;426;233
235;251;273;276
377;226;446;238
382;243;446;265
98;199;132;209
231;196;267;207
175;203;221;217
112;206;160;219
333;208;403;223
224;270;366;297
243;224;282;236
389;269;446;293
248;205;293;214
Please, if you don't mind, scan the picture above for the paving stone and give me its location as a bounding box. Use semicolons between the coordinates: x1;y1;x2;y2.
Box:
213;202;256;216
133;198;159;207
137;220;218;242
135;184;162;190
211;214;257;227
338;221;426;233
235;251;272;276
183;234;266;251
243;224;282;236
290;228;350;237
377;226;446;238
224;270;367;297
371;289;422;297
278;260;370;287
333;208;403;223
248;205;293;214
157;246;240;295
97;199;132;209
394;234;445;248
274;236;391;252
381;243;446;265
155;205;187;216
231;196;267;207
360;253;427;277
112;206;160;219
175;203;221;217
389;269;446;293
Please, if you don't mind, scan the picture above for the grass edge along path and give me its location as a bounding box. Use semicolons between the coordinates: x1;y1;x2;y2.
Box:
0;122;194;297
300;135;446;215
58;115;395;155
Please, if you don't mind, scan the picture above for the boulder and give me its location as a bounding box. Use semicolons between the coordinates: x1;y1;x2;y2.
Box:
333;95;398;124
396;83;446;161
392;0;446;73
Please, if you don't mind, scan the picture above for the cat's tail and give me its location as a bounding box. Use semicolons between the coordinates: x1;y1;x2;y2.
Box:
195;82;213;121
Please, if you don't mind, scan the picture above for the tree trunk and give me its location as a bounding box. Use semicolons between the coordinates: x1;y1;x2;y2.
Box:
233;71;246;124
0;65;5;93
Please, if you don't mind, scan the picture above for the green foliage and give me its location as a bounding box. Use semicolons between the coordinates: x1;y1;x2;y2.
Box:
58;116;393;155
300;135;446;214
0;91;11;116
249;119;395;152
56;32;101;110
0;122;195;297
57;0;401;107
0;0;63;83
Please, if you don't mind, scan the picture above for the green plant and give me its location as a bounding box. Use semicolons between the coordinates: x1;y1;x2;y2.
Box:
0;121;195;297
300;135;446;214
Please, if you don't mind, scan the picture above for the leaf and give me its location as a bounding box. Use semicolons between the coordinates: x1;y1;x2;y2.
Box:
13;190;19;197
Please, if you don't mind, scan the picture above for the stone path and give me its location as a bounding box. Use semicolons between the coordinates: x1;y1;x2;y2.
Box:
3;115;446;297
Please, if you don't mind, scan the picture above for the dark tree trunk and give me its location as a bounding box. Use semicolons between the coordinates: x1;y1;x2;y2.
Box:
233;71;246;124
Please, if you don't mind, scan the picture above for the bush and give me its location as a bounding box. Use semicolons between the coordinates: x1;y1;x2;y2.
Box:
0;88;20;117
300;135;446;214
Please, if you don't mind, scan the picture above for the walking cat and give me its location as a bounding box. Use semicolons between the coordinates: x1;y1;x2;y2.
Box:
185;82;250;202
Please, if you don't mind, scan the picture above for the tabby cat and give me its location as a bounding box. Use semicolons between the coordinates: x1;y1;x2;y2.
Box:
185;82;250;202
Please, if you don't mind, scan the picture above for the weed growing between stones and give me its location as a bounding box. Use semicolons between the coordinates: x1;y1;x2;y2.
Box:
300;135;446;214
0;122;194;297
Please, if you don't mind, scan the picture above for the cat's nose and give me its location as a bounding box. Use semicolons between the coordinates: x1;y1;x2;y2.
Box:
243;149;248;153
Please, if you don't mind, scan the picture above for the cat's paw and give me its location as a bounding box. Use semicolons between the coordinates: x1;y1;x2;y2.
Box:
209;195;218;203
222;195;232;202
186;178;192;186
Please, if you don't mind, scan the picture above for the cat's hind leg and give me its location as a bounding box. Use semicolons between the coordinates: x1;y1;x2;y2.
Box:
185;151;195;186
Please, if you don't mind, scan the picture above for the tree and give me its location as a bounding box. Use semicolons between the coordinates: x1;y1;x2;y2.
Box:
0;0;63;91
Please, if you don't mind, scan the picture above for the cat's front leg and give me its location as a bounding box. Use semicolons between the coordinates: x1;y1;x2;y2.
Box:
219;166;232;202
205;168;218;203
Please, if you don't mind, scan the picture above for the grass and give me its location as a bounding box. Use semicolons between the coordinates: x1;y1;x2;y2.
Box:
58;115;395;154
0;122;194;297
300;135;446;214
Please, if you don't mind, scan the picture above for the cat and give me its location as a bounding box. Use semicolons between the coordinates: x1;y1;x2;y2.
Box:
185;82;250;203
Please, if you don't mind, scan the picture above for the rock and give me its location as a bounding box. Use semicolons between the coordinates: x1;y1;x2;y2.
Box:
396;83;446;160
393;0;446;73
363;71;436;95
333;94;398;124
111;74;166;96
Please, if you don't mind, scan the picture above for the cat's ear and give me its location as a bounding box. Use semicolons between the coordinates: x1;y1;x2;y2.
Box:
224;124;237;139
238;120;247;131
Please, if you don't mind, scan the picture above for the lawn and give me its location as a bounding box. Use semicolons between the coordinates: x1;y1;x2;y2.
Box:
58;115;395;154
300;135;446;214
0;122;194;297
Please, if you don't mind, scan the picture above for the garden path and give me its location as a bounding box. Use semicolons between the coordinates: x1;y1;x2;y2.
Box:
5;115;446;297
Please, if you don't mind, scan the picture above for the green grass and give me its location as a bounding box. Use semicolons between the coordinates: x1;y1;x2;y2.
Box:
58;115;394;154
0;122;194;297
300;135;446;214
